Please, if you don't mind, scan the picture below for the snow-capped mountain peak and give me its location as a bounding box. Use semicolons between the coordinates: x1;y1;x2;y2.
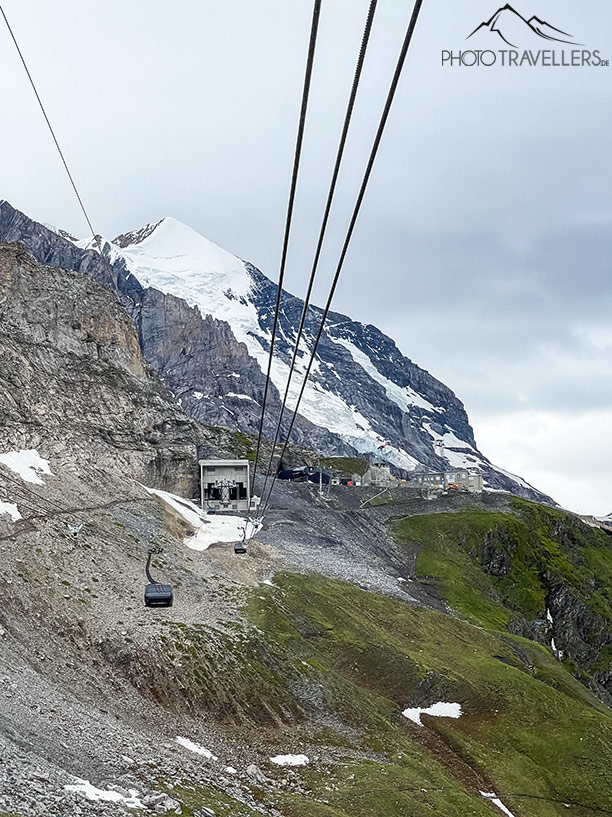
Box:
113;216;253;301
79;214;540;494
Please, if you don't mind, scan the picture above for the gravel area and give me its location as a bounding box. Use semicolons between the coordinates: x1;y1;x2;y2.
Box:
0;458;506;815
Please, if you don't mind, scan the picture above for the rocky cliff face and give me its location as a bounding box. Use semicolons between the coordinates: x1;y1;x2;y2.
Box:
0;242;249;497
0;200;552;502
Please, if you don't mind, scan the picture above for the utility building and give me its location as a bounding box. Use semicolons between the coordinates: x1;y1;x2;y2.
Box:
361;462;398;488
412;469;483;493
199;459;252;512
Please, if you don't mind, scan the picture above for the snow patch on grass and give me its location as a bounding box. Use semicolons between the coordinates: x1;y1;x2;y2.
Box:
0;449;53;485
480;791;517;817
402;701;462;726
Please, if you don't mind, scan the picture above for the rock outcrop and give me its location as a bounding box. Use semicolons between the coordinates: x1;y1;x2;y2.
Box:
0;242;248;496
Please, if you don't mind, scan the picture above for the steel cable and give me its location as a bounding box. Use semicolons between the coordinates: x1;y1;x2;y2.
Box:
0;5;96;236
260;0;425;516
259;0;379;505
250;0;323;494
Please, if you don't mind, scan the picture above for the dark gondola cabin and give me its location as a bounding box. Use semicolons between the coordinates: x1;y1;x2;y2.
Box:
234;542;248;555
144;582;174;608
144;550;173;608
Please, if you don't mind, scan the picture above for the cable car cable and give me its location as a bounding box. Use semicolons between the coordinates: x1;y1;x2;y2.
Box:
0;471;145;551
259;0;379;505
260;0;425;517
0;4;96;237
250;0;323;495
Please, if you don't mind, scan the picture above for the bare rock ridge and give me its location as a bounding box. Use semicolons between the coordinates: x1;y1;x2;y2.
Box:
0;200;551;502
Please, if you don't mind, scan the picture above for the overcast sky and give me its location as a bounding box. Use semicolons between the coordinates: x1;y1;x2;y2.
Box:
1;1;611;514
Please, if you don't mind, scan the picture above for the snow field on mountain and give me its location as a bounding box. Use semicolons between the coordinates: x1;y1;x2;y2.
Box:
0;500;21;521
485;463;537;492
330;336;439;414
423;422;476;468
101;219;427;470
0;449;53;485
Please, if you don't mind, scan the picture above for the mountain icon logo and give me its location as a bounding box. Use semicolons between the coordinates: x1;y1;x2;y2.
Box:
467;4;583;48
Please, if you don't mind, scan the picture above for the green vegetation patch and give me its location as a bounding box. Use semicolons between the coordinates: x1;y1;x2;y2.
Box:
163;785;260;816
392;511;514;628
231;431;257;461
277;757;495;817
245;573;612;815
320;457;370;477
391;503;612;629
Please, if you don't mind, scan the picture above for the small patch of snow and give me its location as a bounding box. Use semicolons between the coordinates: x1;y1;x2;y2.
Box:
225;766;237;774
0;449;53;485
64;778;144;808
269;754;309;767
175;736;218;760
0;501;21;522
226;392;256;401
193;391;204;400
547;608;554;624
402;702;462;726
480;791;517;817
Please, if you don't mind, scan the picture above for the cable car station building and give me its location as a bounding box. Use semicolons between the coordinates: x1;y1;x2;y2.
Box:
199;459;252;512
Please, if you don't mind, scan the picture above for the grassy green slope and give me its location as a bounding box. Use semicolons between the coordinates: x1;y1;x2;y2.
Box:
390;500;612;672
320;457;370;477
243;574;612;817
130;500;612;817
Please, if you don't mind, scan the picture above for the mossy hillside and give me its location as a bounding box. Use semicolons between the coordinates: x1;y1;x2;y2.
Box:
320;457;370;478
391;503;612;632
231;431;257;461
393;510;514;629
276;758;497;817
244;574;612;816
145;620;307;725
160;784;261;817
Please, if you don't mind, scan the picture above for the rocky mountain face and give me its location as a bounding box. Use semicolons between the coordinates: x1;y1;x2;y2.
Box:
0;200;551;503
0;241;250;498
